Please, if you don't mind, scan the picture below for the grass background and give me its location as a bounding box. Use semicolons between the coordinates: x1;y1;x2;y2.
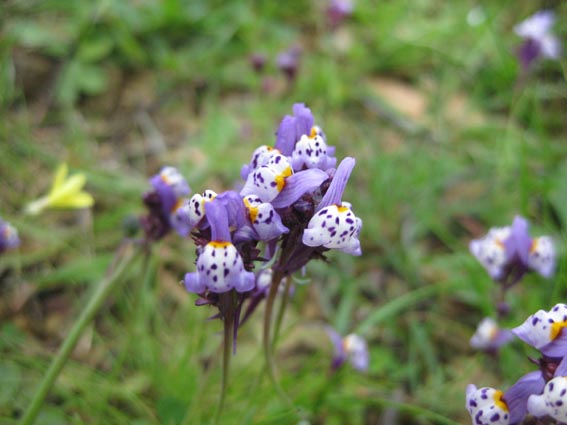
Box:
1;0;566;423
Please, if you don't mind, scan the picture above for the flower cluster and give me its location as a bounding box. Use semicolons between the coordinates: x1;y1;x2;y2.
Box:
143;103;362;344
466;304;567;424
469;215;556;287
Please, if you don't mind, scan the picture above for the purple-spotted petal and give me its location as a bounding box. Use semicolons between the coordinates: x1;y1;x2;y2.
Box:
317;157;355;211
170;190;217;236
271;168;328;209
241;145;281;180
512;304;567;356
503;370;545;424
469;226;511;280
466;385;510;425
243;195;288;241
302;202;362;255
240;154;293;202
291;132;336;171
527;376;567;421
274;103;314;155
184;241;255;294
528;236;556;278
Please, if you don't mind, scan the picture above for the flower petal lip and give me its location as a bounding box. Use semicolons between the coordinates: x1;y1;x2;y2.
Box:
466;385;510;425
527;376;567;421
512;304;567;356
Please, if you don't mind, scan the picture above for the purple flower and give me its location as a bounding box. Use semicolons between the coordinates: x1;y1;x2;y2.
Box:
142;166;191;241
327;327;369;372
0;218;19;253
274;103;314;156
512;303;567;358
469;215;556;284
150;166;191;217
470;317;515;352
170;190;217;237
290;127;337;171
326;0;354;29
184;199;255;294
276;45;302;82
302;157;362;256
514;10;561;70
242;195;288;241
528;374;567;421
465;385;510;425
240;151;328;209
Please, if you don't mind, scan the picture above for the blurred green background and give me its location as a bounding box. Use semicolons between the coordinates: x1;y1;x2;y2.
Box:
1;0;566;423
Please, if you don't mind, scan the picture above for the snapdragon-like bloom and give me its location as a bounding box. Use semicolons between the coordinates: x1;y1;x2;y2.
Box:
512;303;567;358
327;327;369;372
275;103;315;156
0;218;20;253
469;215;555;283
171;190;217;236
514;10;561;70
470;318;514;352
528;376;567;421
302;157;362;255
465;385;510;425
184;199;255;294
150;166;191;217
242;195;288;241
291;127;336;171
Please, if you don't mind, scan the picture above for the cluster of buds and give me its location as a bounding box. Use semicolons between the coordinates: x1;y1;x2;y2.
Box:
466;303;567;424
142;103;362;350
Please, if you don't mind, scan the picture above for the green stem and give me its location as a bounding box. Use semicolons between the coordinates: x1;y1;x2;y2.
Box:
214;293;235;425
271;276;292;349
21;243;140;425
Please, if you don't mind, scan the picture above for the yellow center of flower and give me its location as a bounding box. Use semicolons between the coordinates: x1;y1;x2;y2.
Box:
337;205;349;213
550;321;567;341
530;239;539;253
275;167;293;192
493;390;508;412
309;127;318;138
209;241;232;249
172;198;184;212
243;198;259;223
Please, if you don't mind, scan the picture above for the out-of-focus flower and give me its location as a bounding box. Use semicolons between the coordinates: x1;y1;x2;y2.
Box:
141;166;191;241
303;157;362;256
25;163;94;215
326;0;354;30
512;303;567;358
327;327;369;372
184;199;255;294
528;375;567;421
249;53;267;74
470;317;515;352
276;45;302;83
0;218;19;253
469;215;556;285
514;10;561;70
465;385;510;425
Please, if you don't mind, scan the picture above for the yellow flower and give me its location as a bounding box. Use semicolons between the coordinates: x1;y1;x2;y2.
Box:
25;163;94;215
